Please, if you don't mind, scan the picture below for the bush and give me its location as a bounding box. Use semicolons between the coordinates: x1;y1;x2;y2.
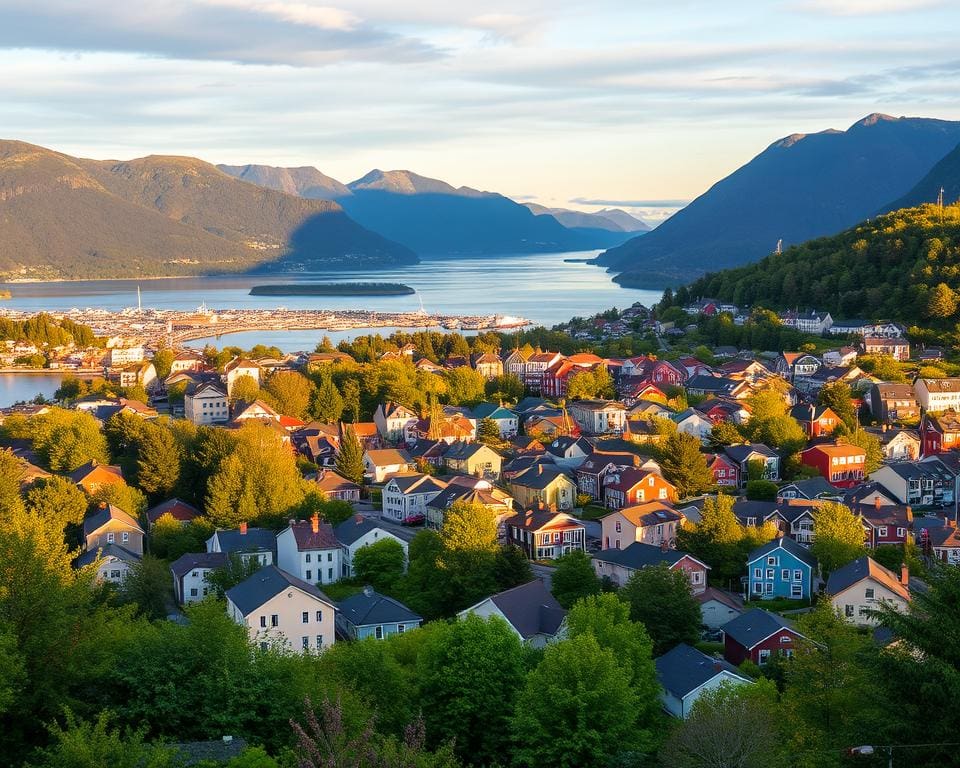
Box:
745;480;779;501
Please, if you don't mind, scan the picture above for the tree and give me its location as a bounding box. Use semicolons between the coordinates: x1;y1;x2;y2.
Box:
565;370;596;401
91;481;148;519
817;381;857;431
435;501;500;613
620;562;701;654
229;374;260;405
443;368;486;407
151;348;174;380
0;450;25;520
265;370;314;420
927;281;958;319
34;711;176;768
707;421;743;449
511;634;640;768
150;516;213;561
417;615;526;765
310;373;344;423
135;422;182;499
842;429;884;474
485;373;524;403
661;679;782;768
476;417;501;446
354;539;406;592
31;408;110;472
24;476;88;530
118;554;174;620
657;431;714;498
810;502;866;577
341;378;361;423
336;427;366;485
206;553;264;598
550;551;601;609
745;479;778;501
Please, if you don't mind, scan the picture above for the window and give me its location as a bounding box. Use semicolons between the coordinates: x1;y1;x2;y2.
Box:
753;582;763;594
781;569;790;581
780;635;792;644
328;568;333;580
753;568;763;579
766;569;774;579
692;571;703;584
302;611;309;624
878;527;888;537
106;533;115;543
791;584;803;597
764;582;773;594
327;552;333;562
121;532;129;543
271;614;279;627
305;553;311;563
615;521;622;533
845;605;854;617
897;527;906;538
260;616;267;628
766;556;777;566
190;588;198;597
110;569;121;579
397;624;405;633
260;642;269;651
758;649;771;664
316;635;323;648
302;636;309;649
316;610;323;622
794;570;803;582
865;588;875;599
375;626;384;639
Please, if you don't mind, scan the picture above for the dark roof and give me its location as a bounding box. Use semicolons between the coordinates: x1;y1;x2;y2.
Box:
75;543;142;568
655;643;748;698
82;504;143;537
147;497;201;524
594;542;699;570
825;556;910;600
510;464;572;490
722;608;799;649
338;588;422;627
780;476;838;499
724;443;778;463
696;586;744;612
170;551;229;577
747;536;817;569
173;738;248;766
486;580;567;640
287;519;340;551
443;440;497;461
225;565;334;615
212;527;276;556
334;516;388;546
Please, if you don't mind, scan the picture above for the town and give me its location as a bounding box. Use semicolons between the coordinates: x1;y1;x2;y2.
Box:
2;294;959;767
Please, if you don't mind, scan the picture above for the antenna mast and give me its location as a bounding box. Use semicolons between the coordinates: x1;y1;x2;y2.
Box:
775;239;783;255
939;186;945;225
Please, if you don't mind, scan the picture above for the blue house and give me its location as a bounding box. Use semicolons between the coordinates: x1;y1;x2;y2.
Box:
746;536;816;600
336;586;423;640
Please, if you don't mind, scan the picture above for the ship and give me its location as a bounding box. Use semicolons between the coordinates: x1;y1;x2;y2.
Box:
493;314;530;329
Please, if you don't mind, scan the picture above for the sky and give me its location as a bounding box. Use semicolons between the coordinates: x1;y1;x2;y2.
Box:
2;0;960;223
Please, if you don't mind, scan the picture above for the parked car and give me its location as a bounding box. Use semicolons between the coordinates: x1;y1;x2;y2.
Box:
401;514;425;526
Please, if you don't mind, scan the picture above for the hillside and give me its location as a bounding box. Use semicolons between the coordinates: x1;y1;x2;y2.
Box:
881;142;960;213
522;203;649;232
600;114;960;287
217;163;350;200
222;164;632;254
0;141;416;280
670;203;960;329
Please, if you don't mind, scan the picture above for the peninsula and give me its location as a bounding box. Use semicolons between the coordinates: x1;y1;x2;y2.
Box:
249;282;415;297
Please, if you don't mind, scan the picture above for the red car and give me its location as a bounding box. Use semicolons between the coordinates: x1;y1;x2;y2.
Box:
401;514;425;526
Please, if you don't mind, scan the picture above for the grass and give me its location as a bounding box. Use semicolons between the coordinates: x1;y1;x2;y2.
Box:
578;504;608;521
695;641;725;656
745;597;811;614
321;580;365;602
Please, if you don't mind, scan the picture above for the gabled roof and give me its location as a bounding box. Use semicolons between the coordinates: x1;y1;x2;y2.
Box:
169;551;229;577
472;403;517;421
722;608;801;649
365;448;413;466
594;542;706;571
82;504;143;537
286;519;340;551
443;440;498;462
338;588;422;627
75;543;142;568
212;527;276;555
314;469;361;495
656;643;749;698
70;460;124;485
779;476;838;499
387;473;448;495
825;556;909;601
724;443;778;463
226;565;334;615
747;535;817;569
576;451;640;473
509;464;573;490
505;510;582;532
612;501;682;528
481;580;567;640
696;586;744;613
147;497;200;524
334;515;393;546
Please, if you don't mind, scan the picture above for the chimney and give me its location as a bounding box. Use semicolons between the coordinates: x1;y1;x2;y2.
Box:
875;496;881;510
355;513;364;524
363;584;374;597
900;563;909;586
311;514;320;534
239;521;248;535
906;506;913;523
660;538;669;552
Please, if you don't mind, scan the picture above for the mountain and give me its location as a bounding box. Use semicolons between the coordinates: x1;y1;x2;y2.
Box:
221;164;632;254
0;141;416;280
601;114;960;287
217;163;350;200
669;202;960;329
881;142;960;213
522;203;649;232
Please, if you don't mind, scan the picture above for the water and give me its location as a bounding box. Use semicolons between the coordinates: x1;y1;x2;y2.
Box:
0;251;663;406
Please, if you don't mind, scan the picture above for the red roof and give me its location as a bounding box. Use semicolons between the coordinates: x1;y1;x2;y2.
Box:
289;519;339;551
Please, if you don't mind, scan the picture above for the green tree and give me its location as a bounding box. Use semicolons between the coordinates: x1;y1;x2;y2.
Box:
353;539;406;592
341;378;361;423
810;502;866;577
151;348;174;380
310;372;344;423
335;426;365;485
135;422;182;499
0;450;26;520
550;551;601;609
511;634;640;768
817;381;858;431
435;501;500;613
842;429;884;474
118;554;174;620
229;374;260;404
707;421;743;449
485;373;524;402
657;431;714;498
265;370;314;420
206;553;264;598
418;615;526;765
620;562;701;654
34;711;176;768
565;369;597;401
443;368;486;407
150;516;213;561
927;281;958;319
476;417;501;446
91;482;148;519
31;408;110;472
25;476;88;530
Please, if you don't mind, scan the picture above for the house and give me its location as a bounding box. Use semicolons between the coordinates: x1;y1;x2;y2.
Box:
545;435;593;468
780;309;833;334
825;556;910;627
790;404;841;438
472;403;519;438
225;565;336;652
869;427;921;461
170;551;228;604
722;608;806;666
670;408;714;442
425;478;515;532
777;476;842;501
334;515;409;578
381;473;448;523
568;399;626;435
82;503;145;556
337;586;423;640
184;381;229;425
600;502;683;550
116;361;157;391
373;402;419;444
619;355;685;386
504;509;586;560
276;515;342;585
222;358;263;395
207;523;276;567
146;497;200;527
871;461;949;507
541;354;606;398
723;444;780;487
775;353;821;381
602;467;676;509
472;352;503;379
800;443;866;488
655;644;753;719
694;398;751;426
507;465;577;511
828;318;872;336
851;496;915;548
232;399;281;424
575;450;641;499
593;542;708;593
869;383;919;423
920;411;960;456
914;378;960;412
925;518;960;565
108;345;145;366
520;351;564;392
704;453;740;488
822;347;858;367
863;337;910;361
685;374;749;399
75;543;141;584
313;469;362;502
363;448;415;484
697;587;744;629
746;536;817;601
458;579;567;647
442;441;502;480
69;460;125;495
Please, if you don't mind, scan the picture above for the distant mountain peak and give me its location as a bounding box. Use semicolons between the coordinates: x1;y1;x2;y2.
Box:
853;113;898;128
348;169;487;197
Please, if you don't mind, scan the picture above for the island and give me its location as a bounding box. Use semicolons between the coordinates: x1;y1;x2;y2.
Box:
249;282;416;297
0;289;11;299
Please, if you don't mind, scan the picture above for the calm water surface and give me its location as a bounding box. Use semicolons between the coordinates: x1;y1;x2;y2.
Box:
0;252;662;405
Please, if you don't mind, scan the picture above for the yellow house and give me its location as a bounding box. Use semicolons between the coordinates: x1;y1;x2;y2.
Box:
508;465;577;511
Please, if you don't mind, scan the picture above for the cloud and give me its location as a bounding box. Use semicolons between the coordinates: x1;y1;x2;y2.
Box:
570;198;691;207
793;0;945;15
202;0;361;30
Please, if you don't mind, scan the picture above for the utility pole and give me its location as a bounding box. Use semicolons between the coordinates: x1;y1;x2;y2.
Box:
938;186;945;225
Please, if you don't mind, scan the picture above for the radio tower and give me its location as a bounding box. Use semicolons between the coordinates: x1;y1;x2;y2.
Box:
775;239;783;255
939;186;945;225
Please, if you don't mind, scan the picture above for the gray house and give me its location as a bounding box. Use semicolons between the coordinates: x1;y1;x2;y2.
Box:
336;586;423;640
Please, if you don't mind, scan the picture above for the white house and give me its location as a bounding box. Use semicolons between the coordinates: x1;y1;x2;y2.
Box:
109;346;145;367
381;473;448;523
334;515;410;579
363;448;415;484
184;381;229;425
670;408;714;443
458;580;567;648
914;378;960;412
655;644;753;718
170;551;228;604
825;556;910;627
276;516;343;586
569;399;627;435
374;402;419;443
223;358;263;395
75;543;141;584
226;565;337;653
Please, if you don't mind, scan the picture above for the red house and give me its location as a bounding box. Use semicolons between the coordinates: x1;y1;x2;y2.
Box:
852;496;913;548
921;412;960;456
620;356;685;386
722;608;806;666
602;467;677;509
704;453;739;488
790;404;842;438
541;353;605;398
800;443;866;488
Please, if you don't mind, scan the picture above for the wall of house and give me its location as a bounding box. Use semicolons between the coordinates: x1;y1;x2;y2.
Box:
95;558;133;584
85;521;144;556
700;600;740;629
179;568;214;604
237;589;335;652
343;530;408;578
831;581;909;627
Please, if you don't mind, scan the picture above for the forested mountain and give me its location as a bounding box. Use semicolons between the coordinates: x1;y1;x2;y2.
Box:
669;203;960;330
598;114;960;287
881;142;960;213
0;141;416;280
222;164;634;254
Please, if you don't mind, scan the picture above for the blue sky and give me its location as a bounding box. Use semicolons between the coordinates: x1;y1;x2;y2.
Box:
2;0;959;222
